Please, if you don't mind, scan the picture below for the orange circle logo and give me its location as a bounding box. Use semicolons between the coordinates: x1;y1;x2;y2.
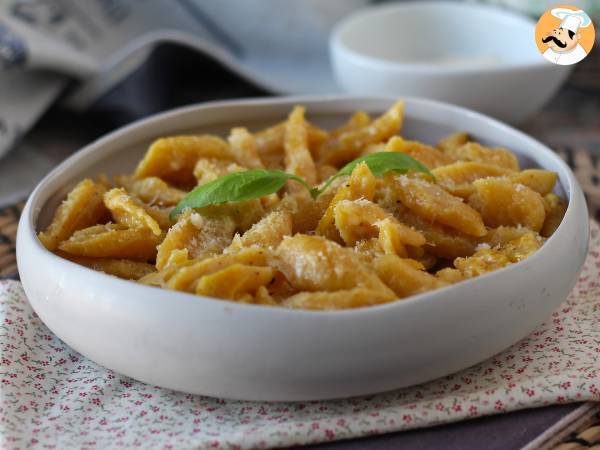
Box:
535;5;595;65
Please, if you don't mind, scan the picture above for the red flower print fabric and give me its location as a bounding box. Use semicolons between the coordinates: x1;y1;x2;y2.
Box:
1;222;599;449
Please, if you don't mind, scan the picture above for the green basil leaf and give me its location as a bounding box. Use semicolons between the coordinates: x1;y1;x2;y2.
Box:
170;152;433;218
170;169;312;219
313;151;434;196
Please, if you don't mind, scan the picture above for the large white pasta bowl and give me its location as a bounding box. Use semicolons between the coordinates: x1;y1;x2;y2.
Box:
16;96;588;401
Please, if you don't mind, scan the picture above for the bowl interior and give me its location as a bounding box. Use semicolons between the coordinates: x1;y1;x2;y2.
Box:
335;2;540;66
35;97;567;232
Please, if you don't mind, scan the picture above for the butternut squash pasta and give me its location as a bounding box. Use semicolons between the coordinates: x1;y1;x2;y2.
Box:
38;100;566;310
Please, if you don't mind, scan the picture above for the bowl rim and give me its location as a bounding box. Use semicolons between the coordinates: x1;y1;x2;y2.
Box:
18;94;588;320
330;0;553;74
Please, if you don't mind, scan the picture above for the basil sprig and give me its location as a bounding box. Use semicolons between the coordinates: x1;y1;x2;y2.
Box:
310;152;433;198
170;169;311;218
171;152;433;218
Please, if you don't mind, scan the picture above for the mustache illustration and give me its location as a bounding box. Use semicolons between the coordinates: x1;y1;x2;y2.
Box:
542;35;567;48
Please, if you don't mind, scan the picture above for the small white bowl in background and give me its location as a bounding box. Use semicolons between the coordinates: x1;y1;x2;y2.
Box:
330;1;572;123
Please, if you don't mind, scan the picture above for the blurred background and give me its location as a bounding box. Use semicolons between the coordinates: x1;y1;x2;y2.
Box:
0;0;598;207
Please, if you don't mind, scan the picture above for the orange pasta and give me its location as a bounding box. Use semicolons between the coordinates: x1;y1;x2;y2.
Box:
38;100;564;310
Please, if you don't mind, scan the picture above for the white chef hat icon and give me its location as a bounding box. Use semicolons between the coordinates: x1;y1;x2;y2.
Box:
551;8;592;33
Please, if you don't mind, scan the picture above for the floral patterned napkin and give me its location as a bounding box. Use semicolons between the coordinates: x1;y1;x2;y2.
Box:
1;223;599;450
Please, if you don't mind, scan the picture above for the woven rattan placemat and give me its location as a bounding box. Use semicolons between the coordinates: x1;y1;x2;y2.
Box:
0;202;22;279
523;403;600;450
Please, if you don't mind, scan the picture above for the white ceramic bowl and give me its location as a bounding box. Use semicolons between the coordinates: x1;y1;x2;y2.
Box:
17;96;588;401
330;2;572;123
